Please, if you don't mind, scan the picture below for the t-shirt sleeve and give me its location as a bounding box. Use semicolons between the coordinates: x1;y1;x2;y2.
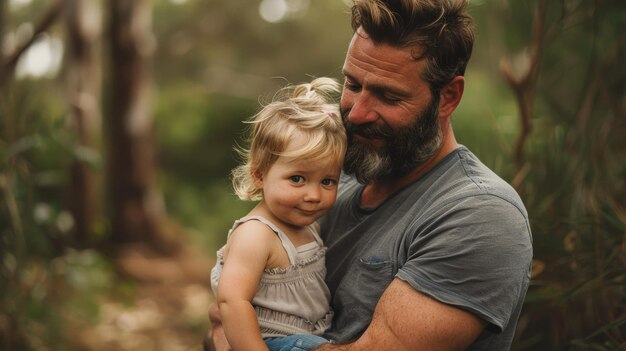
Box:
395;194;533;332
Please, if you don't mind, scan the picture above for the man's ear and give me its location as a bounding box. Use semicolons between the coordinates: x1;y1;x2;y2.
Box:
438;76;465;119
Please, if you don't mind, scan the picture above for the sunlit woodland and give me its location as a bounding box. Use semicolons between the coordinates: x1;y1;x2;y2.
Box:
1;0;624;350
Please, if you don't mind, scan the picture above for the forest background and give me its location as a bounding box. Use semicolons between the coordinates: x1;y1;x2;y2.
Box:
1;0;624;350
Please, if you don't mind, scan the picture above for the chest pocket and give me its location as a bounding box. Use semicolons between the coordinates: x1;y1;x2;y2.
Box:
331;255;395;338
353;256;395;315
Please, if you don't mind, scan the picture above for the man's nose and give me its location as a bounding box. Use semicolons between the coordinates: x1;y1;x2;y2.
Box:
347;94;378;125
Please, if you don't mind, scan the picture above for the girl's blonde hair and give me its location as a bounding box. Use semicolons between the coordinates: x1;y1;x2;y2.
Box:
232;77;347;201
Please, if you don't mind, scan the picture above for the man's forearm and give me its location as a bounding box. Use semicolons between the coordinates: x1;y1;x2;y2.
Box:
314;343;348;350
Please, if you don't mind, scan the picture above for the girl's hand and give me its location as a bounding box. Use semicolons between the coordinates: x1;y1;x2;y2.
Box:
203;303;232;351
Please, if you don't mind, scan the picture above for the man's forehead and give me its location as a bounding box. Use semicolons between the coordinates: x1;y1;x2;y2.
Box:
345;34;422;71
343;35;426;90
350;29;427;60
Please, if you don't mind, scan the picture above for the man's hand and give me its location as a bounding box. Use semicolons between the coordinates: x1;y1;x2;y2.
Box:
203;303;232;351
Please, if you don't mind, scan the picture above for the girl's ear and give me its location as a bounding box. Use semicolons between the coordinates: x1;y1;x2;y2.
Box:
252;168;263;188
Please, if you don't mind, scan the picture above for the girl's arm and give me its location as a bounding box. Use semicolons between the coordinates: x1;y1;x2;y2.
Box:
217;221;277;351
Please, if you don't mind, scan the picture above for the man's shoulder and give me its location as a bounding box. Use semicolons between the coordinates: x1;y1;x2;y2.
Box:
465;149;527;212
420;147;528;217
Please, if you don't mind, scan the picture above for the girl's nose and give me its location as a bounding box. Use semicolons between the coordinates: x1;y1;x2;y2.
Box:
304;185;321;202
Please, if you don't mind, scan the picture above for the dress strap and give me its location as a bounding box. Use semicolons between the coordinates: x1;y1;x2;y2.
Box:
308;224;324;246
229;215;298;265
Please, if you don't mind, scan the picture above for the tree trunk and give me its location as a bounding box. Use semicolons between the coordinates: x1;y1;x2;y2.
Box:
66;0;101;246
107;0;178;253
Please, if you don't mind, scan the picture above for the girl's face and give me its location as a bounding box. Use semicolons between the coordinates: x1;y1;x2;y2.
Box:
255;138;342;231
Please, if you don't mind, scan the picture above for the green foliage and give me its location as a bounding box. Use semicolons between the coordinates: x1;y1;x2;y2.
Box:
154;83;258;250
497;1;626;350
0;65;110;351
1;80;70;257
1;248;118;350
454;70;519;175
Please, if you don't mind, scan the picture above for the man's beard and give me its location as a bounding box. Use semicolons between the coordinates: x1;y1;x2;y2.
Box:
342;97;442;184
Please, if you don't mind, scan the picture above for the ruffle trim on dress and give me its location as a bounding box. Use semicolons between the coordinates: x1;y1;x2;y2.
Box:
264;247;327;275
256;305;333;337
213;246;328;286
214;247;225;266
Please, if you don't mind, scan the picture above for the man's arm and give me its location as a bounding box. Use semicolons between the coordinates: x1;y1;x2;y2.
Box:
316;278;486;351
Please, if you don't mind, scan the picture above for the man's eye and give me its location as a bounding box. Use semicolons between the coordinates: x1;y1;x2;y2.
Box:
344;81;360;91
290;176;304;183
381;95;401;104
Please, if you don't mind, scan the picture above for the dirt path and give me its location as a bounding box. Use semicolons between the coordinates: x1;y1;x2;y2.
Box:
76;244;214;351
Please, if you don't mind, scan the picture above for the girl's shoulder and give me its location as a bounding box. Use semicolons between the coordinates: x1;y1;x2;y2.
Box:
228;218;280;244
222;218;284;265
227;217;292;270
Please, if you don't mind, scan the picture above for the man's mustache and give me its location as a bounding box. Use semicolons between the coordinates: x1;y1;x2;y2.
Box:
344;121;394;140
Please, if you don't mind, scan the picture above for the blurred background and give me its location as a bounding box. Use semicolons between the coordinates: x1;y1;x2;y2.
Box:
0;0;624;350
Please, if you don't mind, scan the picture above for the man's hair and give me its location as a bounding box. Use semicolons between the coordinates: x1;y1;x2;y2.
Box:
231;77;347;201
351;0;474;93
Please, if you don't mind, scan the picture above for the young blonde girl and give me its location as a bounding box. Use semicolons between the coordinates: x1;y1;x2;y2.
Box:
210;77;346;351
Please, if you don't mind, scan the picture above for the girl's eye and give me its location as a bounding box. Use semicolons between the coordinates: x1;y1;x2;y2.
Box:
290;175;304;183
321;178;337;186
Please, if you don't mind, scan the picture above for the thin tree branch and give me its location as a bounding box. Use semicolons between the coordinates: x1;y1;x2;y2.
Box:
0;0;64;87
500;2;548;191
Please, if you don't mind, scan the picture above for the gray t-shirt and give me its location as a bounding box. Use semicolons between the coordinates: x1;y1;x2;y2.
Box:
320;146;533;350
